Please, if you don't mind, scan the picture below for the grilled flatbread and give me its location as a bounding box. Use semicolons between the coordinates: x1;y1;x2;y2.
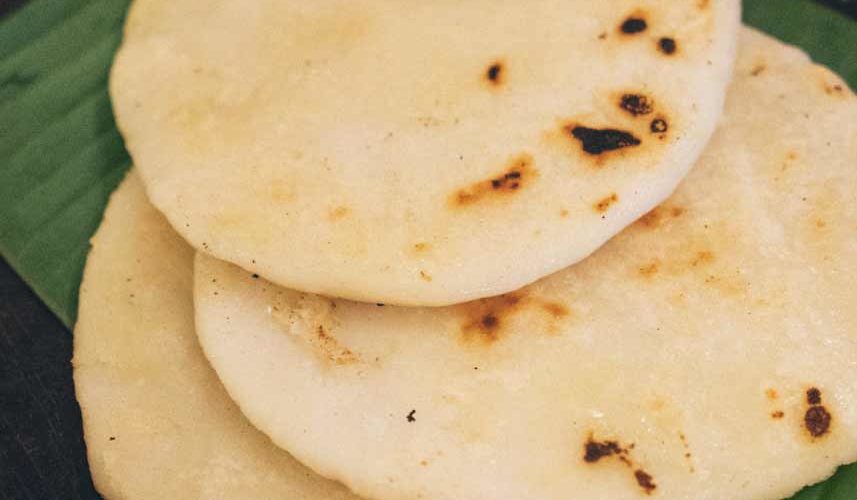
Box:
113;0;740;305
195;28;857;500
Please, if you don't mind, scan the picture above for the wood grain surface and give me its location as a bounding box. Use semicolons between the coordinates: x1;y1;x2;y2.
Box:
0;1;853;499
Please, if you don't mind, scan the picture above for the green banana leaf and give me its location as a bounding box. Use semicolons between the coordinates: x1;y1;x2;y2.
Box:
0;0;854;498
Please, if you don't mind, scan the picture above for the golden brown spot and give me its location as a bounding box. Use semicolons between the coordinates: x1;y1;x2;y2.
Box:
420;460;429;467
823;82;845;96
568;125;641;156
559;209;570;218
697;0;710;9
636;205;685;230
803;387;832;438
775;150;799;181
583;435;656;495
328;206;351;221
806;387;822;405
541;302;570;319
771;411;785;419
805;406;832;438
315;325;360;365
584;438;623;462
815;218;827;229
766;388;779;400
413;242;431;253
690;250;715;267
271;295;360;367
594;193;619;213
619;15;647;35
485;61;505;87
545;114;664;167
751;63;767;76
638;261;660;277
419;270;433;282
658;37;677;55
458;293;570;345
635;470;657;495
459;294;523;344
650;118;669;135
678;432;694;473
450;153;536;207
619;93;654;116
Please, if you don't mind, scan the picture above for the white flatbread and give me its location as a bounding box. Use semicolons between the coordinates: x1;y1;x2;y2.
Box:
195;28;857;500
73;172;361;500
112;0;740;306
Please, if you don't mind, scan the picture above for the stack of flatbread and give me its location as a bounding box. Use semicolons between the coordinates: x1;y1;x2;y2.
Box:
73;1;857;499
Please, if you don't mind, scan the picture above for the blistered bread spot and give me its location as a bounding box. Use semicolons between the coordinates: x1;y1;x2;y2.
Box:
594;193;619;213
420;270;433;282
697;0;710;9
459;294;524;344
547;110;671;167
412;242;431;253
638;260;660;278
823;82;845;97
678;432;694;473
457;293;570;346
619;13;648;35
658;37;677;56
584;438;625;463
635;470;657;495
635;205;686;230
271;293;360;366
612;90;670;140
540;302;571;319
804;387;832;439
690;250;715;267
751;63;767;77
620;94;654;117
485;61;505;88
634;239;744;297
766;388;779;400
568;126;642;156
771;150;800;183
807;388;822;405
806;406;832;438
314;325;360;365
583;434;656;495
328;206;351;221
650;118;669;136
450;153;536;207
771;411;785;419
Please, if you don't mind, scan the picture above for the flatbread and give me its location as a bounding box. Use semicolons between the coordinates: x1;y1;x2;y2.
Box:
195;28;857;500
73;172;360;500
112;0;740;306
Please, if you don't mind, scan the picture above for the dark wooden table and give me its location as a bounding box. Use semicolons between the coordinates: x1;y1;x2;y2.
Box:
0;1;854;499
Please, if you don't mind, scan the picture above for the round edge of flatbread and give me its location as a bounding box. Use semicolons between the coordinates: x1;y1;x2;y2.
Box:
112;0;741;306
72;170;360;500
